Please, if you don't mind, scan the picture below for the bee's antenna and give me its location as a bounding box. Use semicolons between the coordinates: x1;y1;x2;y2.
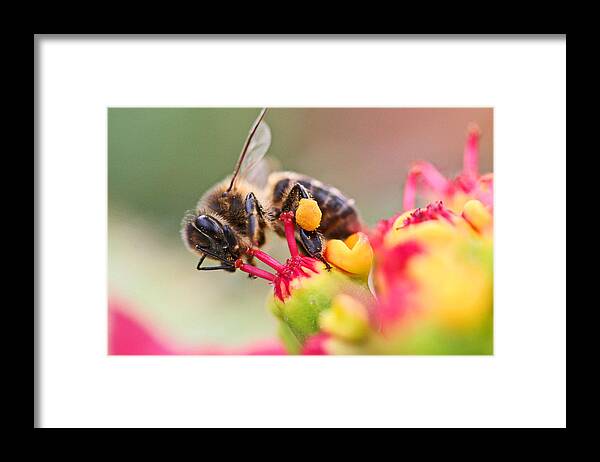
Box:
227;107;269;192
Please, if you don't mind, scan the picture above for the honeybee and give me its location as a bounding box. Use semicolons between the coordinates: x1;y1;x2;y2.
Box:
181;108;362;274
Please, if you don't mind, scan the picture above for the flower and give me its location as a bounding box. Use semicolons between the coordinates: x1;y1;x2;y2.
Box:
366;199;494;354
402;124;493;213
268;267;373;353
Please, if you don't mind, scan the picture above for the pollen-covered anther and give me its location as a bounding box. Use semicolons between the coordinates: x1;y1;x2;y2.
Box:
295;198;322;231
400;201;455;228
279;210;294;223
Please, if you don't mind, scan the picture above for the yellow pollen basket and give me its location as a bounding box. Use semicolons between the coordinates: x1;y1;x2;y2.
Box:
296;198;322;231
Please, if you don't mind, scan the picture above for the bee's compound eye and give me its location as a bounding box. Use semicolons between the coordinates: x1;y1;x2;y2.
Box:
196;238;211;250
186;222;210;250
196;215;224;237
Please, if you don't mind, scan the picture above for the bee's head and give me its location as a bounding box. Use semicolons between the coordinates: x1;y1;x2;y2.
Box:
183;214;241;269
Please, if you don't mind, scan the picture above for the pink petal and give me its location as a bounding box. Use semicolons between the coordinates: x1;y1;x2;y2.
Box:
185;339;288;355
109;303;174;355
239;339;288;355
109;299;287;355
301;333;330;355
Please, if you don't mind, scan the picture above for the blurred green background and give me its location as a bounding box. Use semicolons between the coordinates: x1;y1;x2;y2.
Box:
108;108;493;348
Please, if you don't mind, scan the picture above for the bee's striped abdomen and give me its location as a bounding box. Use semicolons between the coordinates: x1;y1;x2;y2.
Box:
269;173;362;240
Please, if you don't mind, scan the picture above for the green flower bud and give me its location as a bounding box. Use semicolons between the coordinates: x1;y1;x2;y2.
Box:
268;269;373;353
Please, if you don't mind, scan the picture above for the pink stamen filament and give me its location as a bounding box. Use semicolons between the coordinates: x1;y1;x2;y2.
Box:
280;211;299;257
235;260;276;282
276;280;290;300
250;249;286;273
403;162;450;211
403;171;417;212
463;124;480;180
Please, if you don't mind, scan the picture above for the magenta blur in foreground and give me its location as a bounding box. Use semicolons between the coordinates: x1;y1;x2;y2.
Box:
109;112;493;355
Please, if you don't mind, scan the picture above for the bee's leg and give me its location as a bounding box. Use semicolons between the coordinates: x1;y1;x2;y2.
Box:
245;192;266;247
244;192;268;278
197;265;236;272
297;228;332;271
195;251;236;272
196;254;207;270
281;182;312;213
280;184;331;270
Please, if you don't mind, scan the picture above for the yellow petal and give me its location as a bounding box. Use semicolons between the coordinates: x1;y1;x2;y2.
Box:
462;199;492;233
408;249;492;331
325;232;374;278
296;198;322;231
319;294;369;342
385;219;457;249
392;210;416;230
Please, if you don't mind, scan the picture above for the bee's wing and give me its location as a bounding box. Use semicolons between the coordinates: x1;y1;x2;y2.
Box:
238;120;271;180
228;108;271;191
243;156;279;190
